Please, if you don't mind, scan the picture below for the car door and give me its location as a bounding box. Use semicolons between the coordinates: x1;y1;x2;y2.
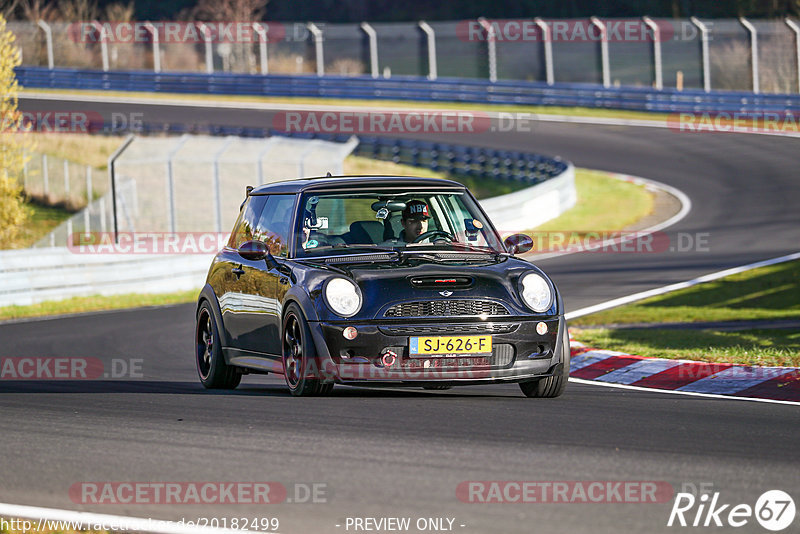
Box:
246;194;297;356
220;194;298;358
218;194;277;355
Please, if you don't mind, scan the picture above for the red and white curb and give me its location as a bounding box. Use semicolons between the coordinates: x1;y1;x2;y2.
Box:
569;341;800;403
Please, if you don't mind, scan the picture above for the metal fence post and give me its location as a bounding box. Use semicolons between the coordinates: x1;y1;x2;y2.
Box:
590;17;610;87
254;23;269;74
165;135;189;234
739;17;759;94
92;21;109;71
36;20;54;69
144;21;161;73
213;137;235;233
63;160;70;197
360;22;379;78
84;165;92;233
477;18;498;83
787;18;800;94
42;154;49;196
196;23;214;74
418;21;438;81
643;16;663;90
691;17;711;92
534;18;554;85
307;23;325;76
108;134;135;243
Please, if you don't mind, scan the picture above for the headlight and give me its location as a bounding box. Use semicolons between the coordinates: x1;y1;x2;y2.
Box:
519;272;553;313
324;278;362;317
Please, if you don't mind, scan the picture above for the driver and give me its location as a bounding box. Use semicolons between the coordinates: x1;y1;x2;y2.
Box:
399;200;430;242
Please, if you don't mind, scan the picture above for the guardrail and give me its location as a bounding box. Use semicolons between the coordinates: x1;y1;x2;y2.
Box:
0;247;211;307
15;66;800;114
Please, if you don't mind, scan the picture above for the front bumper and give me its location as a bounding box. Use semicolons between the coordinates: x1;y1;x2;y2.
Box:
307;316;567;385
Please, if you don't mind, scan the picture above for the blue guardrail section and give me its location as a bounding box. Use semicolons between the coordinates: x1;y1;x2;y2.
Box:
16;66;800;115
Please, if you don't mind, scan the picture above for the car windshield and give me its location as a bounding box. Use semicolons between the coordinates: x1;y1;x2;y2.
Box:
294;190;503;257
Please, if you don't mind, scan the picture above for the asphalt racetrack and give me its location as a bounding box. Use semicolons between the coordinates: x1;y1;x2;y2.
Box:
1;95;799;533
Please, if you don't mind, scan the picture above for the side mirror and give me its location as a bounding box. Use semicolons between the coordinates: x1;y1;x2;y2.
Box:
503;234;534;255
238;240;268;261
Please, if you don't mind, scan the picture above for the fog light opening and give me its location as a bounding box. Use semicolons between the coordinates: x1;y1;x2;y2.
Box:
343;326;358;340
536;321;548;335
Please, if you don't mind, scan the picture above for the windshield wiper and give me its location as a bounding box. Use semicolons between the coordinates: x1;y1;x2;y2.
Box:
311;243;400;254
441;242;498;254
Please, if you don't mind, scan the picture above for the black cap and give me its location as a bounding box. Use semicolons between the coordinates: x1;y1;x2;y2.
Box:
402;200;430;220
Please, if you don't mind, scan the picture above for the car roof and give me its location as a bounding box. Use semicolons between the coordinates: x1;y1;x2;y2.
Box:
250;175;467;195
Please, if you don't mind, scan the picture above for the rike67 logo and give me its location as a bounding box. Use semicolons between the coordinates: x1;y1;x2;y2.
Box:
668;489;795;531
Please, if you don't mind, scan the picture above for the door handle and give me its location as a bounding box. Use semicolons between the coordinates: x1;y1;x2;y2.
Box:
232;267;245;278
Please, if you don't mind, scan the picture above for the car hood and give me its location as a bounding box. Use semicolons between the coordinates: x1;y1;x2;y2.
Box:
297;255;558;320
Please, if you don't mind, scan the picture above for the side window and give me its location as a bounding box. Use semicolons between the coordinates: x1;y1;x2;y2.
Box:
228;195;268;249
254;195;296;257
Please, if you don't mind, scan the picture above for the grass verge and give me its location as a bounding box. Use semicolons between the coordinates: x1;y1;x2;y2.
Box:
527;168;653;236
573;259;800;326
0;289;200;322
571;259;800;366
23;132;124;169
14;200;74;249
572;328;800;367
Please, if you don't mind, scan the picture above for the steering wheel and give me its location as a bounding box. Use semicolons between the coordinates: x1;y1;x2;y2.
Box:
412;230;455;243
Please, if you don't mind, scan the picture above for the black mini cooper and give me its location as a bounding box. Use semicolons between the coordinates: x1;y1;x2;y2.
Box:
195;176;569;397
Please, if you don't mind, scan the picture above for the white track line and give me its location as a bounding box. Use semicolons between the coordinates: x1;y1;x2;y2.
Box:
566;251;800;320
568;377;800;406
0;502;257;534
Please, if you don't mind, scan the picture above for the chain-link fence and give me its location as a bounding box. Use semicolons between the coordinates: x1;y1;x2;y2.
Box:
10;18;800;93
33;134;358;247
21;152;103;211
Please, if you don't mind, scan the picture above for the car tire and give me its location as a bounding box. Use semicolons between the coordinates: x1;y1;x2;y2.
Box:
282;303;333;397
196;301;242;390
519;326;570;398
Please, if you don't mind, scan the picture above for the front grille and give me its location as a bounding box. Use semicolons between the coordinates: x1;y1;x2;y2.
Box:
384;300;510;318
379;323;519;336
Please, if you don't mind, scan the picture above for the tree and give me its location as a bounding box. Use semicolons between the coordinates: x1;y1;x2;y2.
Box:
0;13;29;249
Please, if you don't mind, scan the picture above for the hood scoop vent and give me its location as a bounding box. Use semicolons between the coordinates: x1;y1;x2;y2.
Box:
410;276;474;290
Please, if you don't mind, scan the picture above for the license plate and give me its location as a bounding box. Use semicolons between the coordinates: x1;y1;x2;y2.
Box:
409;335;492;357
